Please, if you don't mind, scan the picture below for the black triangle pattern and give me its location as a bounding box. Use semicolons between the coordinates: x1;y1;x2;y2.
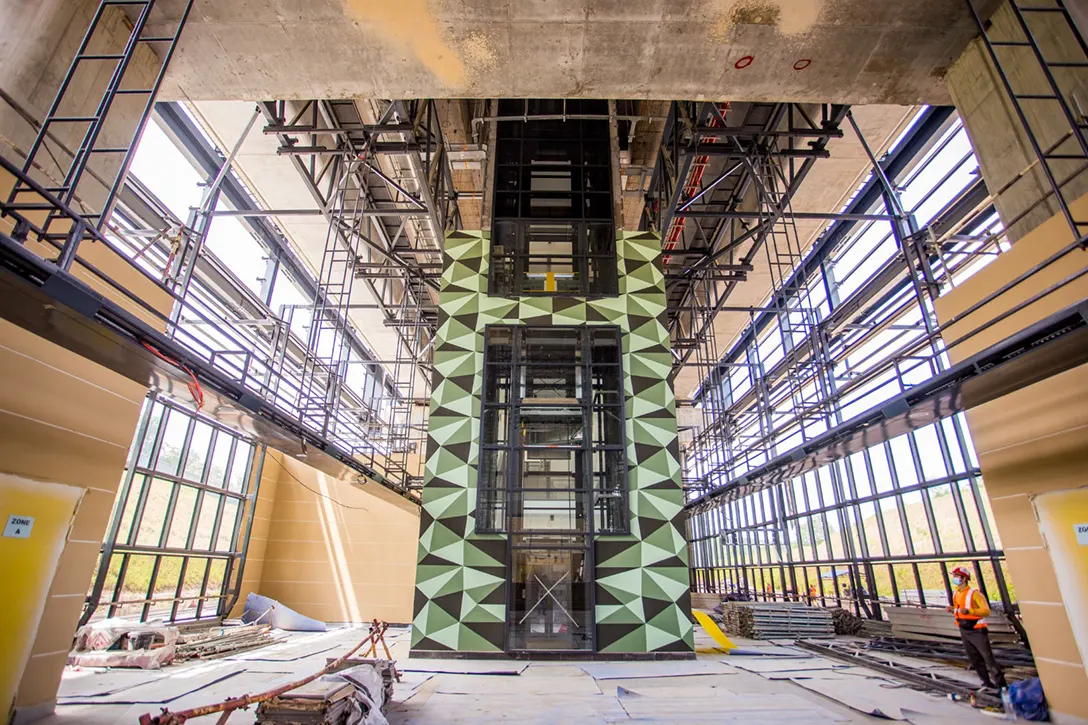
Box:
413;230;692;657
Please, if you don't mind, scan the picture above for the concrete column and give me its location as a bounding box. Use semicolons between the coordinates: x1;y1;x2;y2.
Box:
946;1;1088;242
944;6;1088;722
1;0;163;215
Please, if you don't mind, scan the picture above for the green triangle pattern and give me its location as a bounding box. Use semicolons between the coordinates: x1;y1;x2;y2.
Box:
413;230;692;656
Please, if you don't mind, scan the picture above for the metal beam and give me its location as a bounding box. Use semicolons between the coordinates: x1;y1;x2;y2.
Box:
686;300;1088;510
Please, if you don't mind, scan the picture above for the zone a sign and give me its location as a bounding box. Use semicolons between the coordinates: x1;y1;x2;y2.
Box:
3;515;34;538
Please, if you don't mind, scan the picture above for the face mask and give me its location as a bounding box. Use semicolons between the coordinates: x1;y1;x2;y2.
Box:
952;577;965;586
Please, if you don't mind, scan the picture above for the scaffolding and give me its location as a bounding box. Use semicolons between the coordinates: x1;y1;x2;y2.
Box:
0;1;457;500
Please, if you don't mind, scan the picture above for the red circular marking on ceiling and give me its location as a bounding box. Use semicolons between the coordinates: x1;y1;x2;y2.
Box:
793;58;812;70
735;55;754;69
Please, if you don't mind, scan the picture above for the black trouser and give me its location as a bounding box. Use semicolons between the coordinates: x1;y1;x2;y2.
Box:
960;624;1006;688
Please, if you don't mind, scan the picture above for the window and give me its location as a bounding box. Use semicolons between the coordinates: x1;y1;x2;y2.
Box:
477;326;627;534
85;394;260;624
489;100;617;297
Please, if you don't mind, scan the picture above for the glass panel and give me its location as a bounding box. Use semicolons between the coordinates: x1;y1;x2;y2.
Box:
591;407;624;447
510;488;586;532
216;499;239;552
508;546;592;651
202;559;228;617
178;558;208;620
482;407;510;445
194;493;221;550
522;328;582;364
147;556;183;621
518;407;583;447
155;409;190;476
135;478;173;546
521;365;580;401
117;474;145;544
137;402;165;469
182;421;214;481
227;442;251;492
119;554;156;604
520;449;579;491
166;486;198;548
206;432;233;489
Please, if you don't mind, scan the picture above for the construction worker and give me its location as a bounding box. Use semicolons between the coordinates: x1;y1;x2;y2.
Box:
946;566;1006;691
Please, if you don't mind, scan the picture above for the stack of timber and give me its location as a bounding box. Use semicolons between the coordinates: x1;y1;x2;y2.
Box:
884;605;1021;646
175;622;283;661
256;680;354;724
860;618;893;638
720;602;834;639
829;607;866;636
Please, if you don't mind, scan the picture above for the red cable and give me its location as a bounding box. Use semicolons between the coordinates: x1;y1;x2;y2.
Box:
141;342;205;411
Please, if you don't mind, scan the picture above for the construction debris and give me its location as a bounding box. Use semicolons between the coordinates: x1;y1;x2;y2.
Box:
829;607;865;636
244;592;328;632
174;621;284;661
256;680;355;724
68;619;178;670
795;638;1003;709
866;636;1036;672
719;602;834;639
256;665;390;725
328;658;398;703
140;621;392;725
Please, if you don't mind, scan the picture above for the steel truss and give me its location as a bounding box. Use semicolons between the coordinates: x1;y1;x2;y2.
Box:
680;98;1088;619
643;101;850;353
259;98;458;489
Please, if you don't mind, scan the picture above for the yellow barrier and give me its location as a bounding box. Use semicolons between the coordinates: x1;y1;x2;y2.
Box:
693;609;736;653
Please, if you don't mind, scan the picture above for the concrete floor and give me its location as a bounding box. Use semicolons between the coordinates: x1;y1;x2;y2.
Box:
42;625;1001;724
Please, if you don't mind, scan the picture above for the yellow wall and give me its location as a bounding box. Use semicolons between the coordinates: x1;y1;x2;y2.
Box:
230;451;420;625
934;194;1088;722
0;475;83;725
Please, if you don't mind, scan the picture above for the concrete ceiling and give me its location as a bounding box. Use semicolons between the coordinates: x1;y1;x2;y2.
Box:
153;0;998;105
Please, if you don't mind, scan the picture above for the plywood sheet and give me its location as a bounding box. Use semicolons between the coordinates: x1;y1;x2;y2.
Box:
393;692;624;724
58;670;162;698
58;665;243;704
578;659;738;680
400;659;528;675
433;671;602;696
789;676;973;722
730;657;849;674
615;691;849;723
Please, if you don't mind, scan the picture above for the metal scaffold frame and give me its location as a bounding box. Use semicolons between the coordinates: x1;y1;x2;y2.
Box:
0;3;463;502
677;85;1088;618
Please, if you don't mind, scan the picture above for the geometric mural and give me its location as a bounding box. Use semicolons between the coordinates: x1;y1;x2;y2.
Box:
411;230;694;655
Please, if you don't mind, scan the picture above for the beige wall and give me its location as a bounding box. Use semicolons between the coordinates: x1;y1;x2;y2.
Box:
0;7;167;714
934;194;1088;723
0;320;148;723
230;451;420;626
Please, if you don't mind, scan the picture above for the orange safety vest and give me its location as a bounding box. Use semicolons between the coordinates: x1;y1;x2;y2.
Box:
953;587;988;628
